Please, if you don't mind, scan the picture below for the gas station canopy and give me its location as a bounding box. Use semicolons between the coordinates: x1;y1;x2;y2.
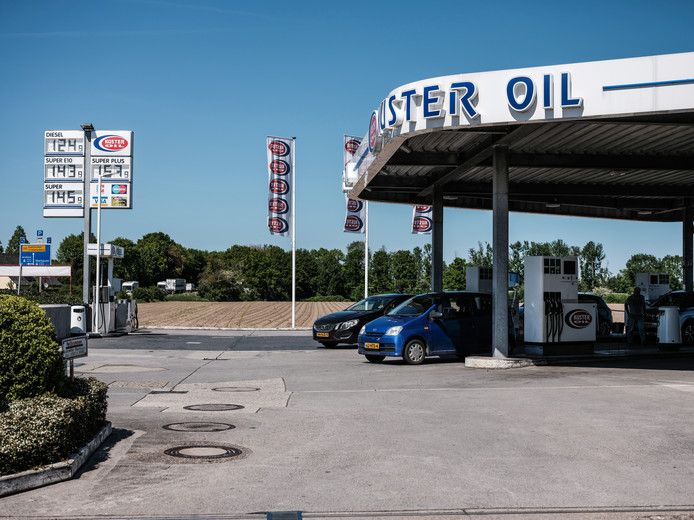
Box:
347;52;694;222
345;51;694;358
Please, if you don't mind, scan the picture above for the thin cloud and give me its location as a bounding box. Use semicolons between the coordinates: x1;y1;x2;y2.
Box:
126;0;268;18
0;27;238;39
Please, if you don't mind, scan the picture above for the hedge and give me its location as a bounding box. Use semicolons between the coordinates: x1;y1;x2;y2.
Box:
0;377;108;475
0;294;65;403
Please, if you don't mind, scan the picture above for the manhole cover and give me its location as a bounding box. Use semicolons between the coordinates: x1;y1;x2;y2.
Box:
212;386;260;393
183;404;245;411
164;445;243;459
162;422;235;432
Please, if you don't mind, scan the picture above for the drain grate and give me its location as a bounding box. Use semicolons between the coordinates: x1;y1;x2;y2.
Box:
164;444;243;460
183;403;245;411
162;422;235;432
150;390;188;394
212;386;260;393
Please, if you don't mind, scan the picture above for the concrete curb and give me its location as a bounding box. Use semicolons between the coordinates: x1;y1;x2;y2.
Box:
142;326;313;331
465;356;546;369
0;421;112;497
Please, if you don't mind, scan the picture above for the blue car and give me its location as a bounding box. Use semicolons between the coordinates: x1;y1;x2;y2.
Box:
357;291;500;364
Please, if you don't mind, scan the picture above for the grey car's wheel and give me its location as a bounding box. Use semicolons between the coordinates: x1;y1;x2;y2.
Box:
365;354;385;363
682;321;694;345
403;339;426;365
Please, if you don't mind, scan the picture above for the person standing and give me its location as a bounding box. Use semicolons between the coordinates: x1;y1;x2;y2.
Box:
625;287;647;347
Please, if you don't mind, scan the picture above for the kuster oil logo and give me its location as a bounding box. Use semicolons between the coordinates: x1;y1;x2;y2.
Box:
344;215;363;232
345;139;360;154
268;140;290;157
268;217;289;234
347;199;363;212
268;197;288;214
269;159;290;175
412;216;432;233
94;135;128;152
269;179;289;194
415;205;432;213
565;309;592;329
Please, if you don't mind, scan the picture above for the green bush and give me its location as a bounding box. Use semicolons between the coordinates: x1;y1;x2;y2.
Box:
303;295;351;302
131;286;167;302
0;377;108;475
0;287;83;306
602;292;629;304
0;295;65;404
166;292;207;302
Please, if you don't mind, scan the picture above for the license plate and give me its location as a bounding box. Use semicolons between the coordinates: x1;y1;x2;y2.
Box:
364;342;379;350
316;332;330;338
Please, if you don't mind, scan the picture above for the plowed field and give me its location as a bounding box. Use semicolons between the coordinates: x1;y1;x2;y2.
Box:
137;301;353;329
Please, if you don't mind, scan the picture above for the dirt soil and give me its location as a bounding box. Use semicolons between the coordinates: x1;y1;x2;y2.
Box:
137;301;352;329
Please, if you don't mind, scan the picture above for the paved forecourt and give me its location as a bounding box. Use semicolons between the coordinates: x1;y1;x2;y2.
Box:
2;329;693;519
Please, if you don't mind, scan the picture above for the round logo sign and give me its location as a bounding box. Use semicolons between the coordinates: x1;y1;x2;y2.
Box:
344;215;363;232
268;217;289;234
565;309;593;329
345;139;360;154
268;197;288;214
269;179;289;194
94;135;128;152
412;216;433;233
368;111;378;153
347;199;363;212
415;205;432;213
268;140;290;157
269;159;290;175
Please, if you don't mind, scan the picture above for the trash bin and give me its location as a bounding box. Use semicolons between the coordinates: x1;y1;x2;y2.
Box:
70;305;86;335
657;306;681;344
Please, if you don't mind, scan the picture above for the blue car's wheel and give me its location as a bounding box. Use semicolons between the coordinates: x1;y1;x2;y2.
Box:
403;339;425;365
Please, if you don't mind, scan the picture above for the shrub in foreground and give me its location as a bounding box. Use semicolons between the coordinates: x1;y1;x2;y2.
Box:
0;377;108;475
0;294;65;404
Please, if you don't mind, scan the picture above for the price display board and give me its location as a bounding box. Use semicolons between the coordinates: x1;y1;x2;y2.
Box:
45;156;85;180
44;130;85;156
44;182;85;217
89;181;132;209
61;336;88;360
91;156;132;181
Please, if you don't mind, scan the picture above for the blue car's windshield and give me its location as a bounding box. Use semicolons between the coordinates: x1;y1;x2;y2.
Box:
388;295;434;317
346;296;389;312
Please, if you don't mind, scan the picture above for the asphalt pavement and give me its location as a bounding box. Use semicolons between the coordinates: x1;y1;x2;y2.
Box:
3;329;693;520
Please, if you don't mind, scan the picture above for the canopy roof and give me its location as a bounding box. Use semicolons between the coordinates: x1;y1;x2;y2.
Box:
348;53;694;222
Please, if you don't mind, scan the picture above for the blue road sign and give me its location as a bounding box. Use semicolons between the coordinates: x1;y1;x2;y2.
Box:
20;243;51;266
37;230;43;237
47;237;52;244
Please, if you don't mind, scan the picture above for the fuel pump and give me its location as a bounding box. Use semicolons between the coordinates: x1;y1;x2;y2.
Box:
524;256;596;355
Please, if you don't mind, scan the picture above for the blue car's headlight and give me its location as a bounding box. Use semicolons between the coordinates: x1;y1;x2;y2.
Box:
337;319;359;330
385;326;403;336
359;325;366;335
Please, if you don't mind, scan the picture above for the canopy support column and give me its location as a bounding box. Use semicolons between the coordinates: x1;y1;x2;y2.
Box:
492;145;510;358
431;185;444;292
684;204;693;292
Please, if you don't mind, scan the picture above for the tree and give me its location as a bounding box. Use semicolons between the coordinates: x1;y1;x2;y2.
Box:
313;248;345;297
390;250;418;292
443;257;467;290
660;255;683;289
136;232;184;286
56;232;96;283
343;241;366;300
579;241;608;291
295;249;318;299
468;242;493;267
6;226;27;256
369;248;392;294
110;237;141;282
197;253;242;301
414;244;432;292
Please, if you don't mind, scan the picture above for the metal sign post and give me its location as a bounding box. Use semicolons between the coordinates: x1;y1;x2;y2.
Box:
82;126;93;314
291;137;296;330
364;201;369;298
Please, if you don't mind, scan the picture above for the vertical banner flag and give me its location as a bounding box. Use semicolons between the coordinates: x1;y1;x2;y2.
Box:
267;136;293;236
343;135;365;233
411;205;433;234
344;197;366;233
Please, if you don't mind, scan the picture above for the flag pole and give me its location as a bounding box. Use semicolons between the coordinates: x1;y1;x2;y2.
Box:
364;201;369;298
291;137;296;329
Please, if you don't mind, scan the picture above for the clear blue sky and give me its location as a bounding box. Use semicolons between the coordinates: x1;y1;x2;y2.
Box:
1;0;693;272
